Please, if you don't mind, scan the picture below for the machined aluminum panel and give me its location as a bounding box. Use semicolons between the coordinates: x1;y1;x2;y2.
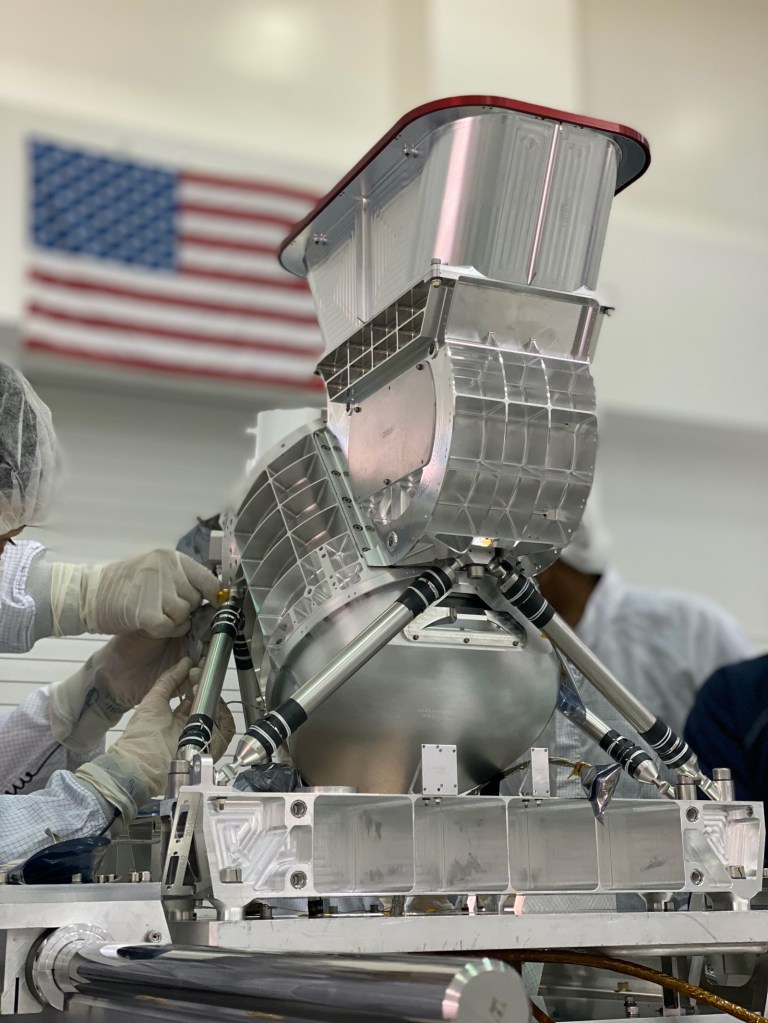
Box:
279;98;647;354
171;789;764;912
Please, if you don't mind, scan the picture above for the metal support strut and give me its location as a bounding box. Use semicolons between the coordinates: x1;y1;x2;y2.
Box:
176;597;242;762
555;652;675;798
491;563;720;800
230;560;462;772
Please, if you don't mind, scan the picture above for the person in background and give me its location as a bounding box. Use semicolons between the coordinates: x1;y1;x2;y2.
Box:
684;653;768;802
533;501;752;795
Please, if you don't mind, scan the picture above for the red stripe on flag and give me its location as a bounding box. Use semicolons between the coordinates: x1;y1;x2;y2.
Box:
179;233;277;256
179;265;307;291
28;303;323;358
177;202;295;229
29;270;319;326
180;171;319;204
25;338;326;391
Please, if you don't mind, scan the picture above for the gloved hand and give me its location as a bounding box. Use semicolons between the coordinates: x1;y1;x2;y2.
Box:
48;633;187;753
75;658;194;823
75;660;236;824
49;549;220;639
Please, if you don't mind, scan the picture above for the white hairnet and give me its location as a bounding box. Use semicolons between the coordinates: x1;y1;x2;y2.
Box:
0;364;58;534
560;495;612;575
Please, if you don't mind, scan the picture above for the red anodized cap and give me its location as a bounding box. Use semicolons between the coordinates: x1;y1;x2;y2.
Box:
279;95;650;277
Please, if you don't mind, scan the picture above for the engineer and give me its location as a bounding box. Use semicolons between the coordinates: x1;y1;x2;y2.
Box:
0;362;232;861
535;501;752;795
684;653;768;802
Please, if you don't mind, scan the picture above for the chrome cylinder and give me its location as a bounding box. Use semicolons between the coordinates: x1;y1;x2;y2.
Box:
297;601;415;715
233;630;264;729
191;630;236;720
36;939;527;1023
177;598;241;761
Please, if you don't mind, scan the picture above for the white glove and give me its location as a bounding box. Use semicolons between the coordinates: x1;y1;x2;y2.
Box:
75;658;193;822
50;549;220;639
48;633;187;753
75;660;236;824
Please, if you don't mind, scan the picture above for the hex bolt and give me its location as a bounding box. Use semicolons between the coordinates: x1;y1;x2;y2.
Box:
290;800;308;819
686;806;699;822
145;930;163;944
290;870;308;890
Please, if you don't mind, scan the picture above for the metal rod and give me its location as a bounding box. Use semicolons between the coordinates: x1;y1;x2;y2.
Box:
231;561;462;771
553;651;674;797
545;614;654;731
176;598;241;761
233;629;264;729
39;940;525;1023
491;565;720;800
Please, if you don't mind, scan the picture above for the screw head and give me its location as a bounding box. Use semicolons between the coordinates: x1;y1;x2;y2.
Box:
690;868;704;886
686;806;699;822
290;800;307;819
746;805;755;817
145;930;163;943
386;531;398;550
290;870;308;890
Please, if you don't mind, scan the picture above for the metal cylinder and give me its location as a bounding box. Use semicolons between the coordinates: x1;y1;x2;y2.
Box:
297;602;415;714
165;759;191;800
35;939;527;1023
191;629;236;720
233;629;264;729
713;767;736;801
177;598;241;761
544;615;656;734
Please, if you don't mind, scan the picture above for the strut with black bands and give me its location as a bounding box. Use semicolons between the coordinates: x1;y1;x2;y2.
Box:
212;600;242;637
397;567;454;616
176;712;215;754
498;571;555;627
599;730;654;778
245;700;308;757
640;718;695;770
233;631;254;670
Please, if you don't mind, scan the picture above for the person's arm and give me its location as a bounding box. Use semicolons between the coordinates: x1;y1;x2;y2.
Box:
0;689;102;796
0;660;233;865
0;770;116;863
0;539;46;652
2;542;219;648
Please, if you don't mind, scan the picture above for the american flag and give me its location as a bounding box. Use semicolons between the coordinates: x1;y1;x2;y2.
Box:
24;139;325;394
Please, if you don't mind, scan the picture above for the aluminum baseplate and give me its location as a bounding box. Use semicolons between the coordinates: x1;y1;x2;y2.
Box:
162;781;764;914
